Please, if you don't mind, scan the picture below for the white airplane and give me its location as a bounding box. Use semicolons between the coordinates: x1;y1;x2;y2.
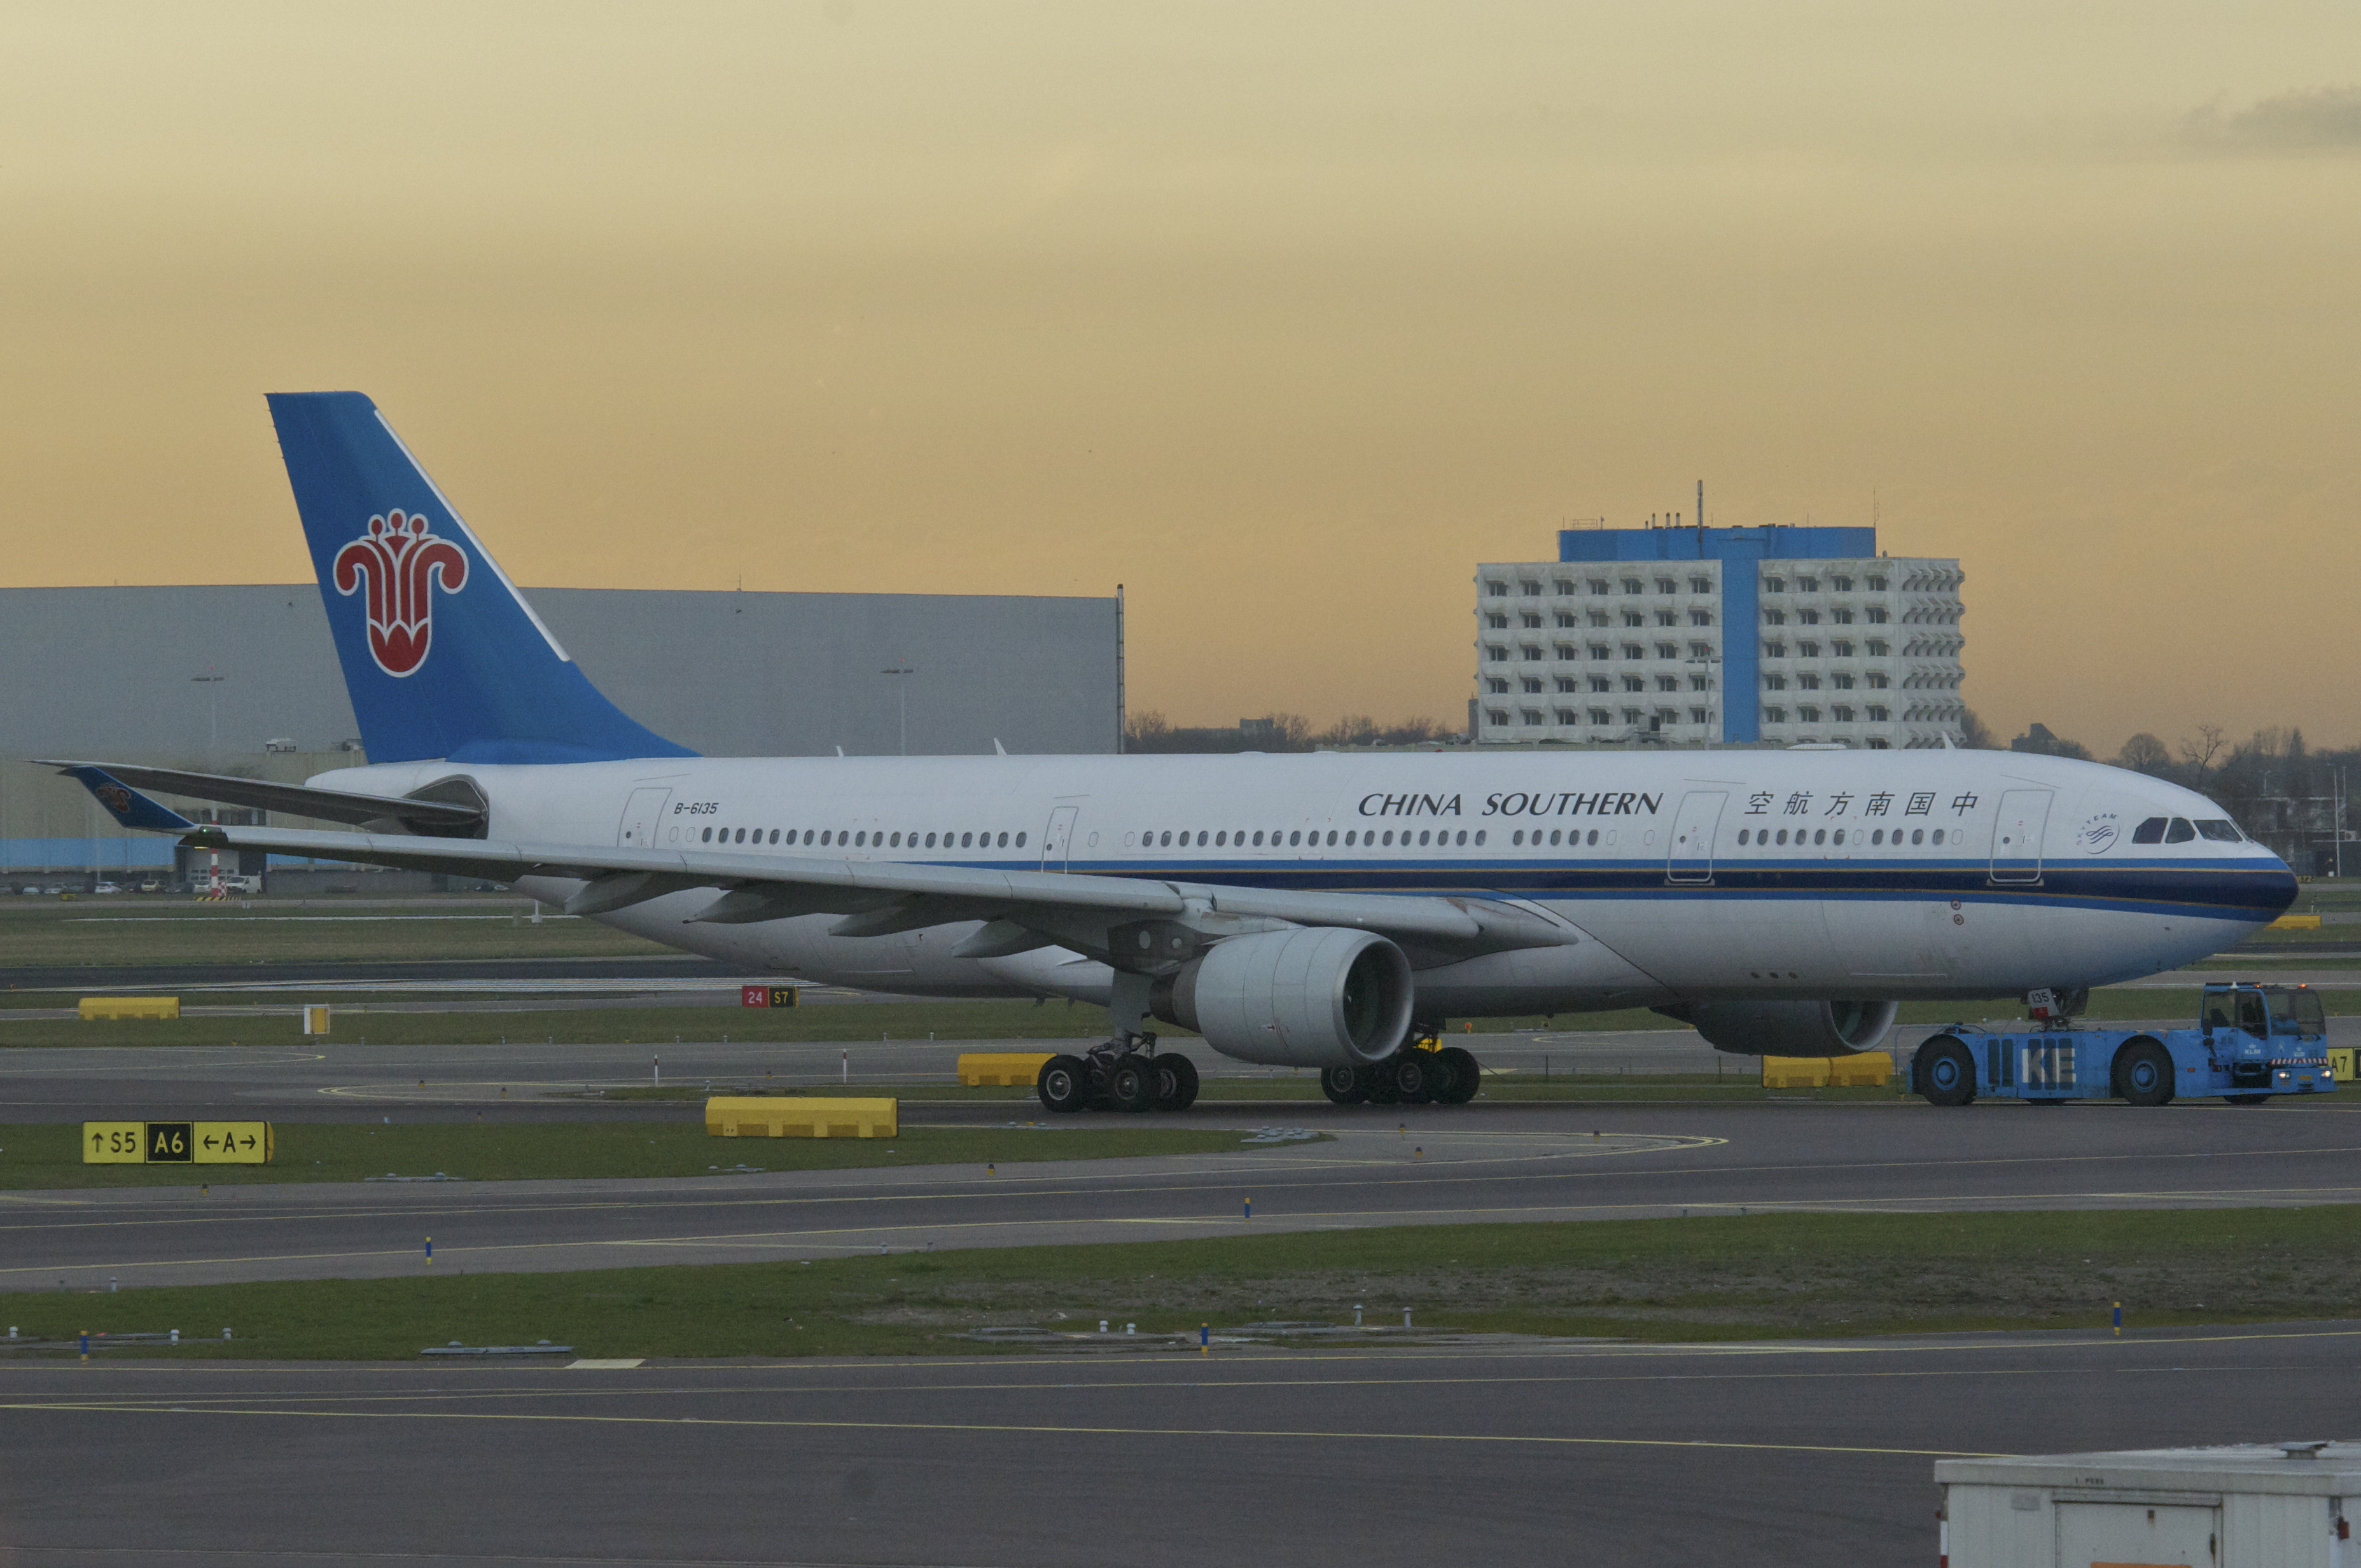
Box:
58;392;2296;1113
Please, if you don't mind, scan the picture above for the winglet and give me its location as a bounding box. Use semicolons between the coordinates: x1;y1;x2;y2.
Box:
57;766;197;832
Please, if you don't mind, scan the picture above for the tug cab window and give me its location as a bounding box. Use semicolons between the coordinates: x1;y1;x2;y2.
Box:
2269;988;2326;1036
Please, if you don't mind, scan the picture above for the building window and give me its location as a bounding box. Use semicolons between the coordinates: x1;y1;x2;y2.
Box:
1865;638;1889;656
1623;642;1645;660
1555;707;1580;725
1655;578;1677;594
1521;677;1544;694
1831;575;1853;592
1798;674;1821;690
1589;707;1613;725
1486;707;1510;725
1833;704;1855;722
1622;674;1645;693
1762;609;1786;625
1486;580;1508;596
1832;673;1855;690
1763;705;1787;723
1655;609;1678;627
1487;677;1510;693
1655;641;1678;659
1764;576;1785;593
1832;608;1854;625
1622;610;1646;628
1689;641;1714;658
1867;704;1890;721
1486;613;1509;629
1554;611;1578;628
1690;706;1711;725
1689;576;1711;593
1587;610;1611;628
1555;643;1578;661
1519;579;1543;595
1588;642;1611;660
1866;737;1890;749
1866;606;1889;623
1589;676;1613;693
1486;644;1508;661
1797;639;1820;658
1763;640;1786;659
1831;639;1854;656
1521;612;1543;629
1867;672;1889;690
1521;709;1544;725
1622;578;1644;595
1797;609;1821;625
1763;674;1786;691
1867;576;1888;592
1798;704;1820;723
1689;609;1714;626
1690;674;1712;691
1553;578;1577;595
1555;676;1578;693
1587;578;1610;595
1656;674;1680;692
1797;576;1820;592
1622;707;1645;725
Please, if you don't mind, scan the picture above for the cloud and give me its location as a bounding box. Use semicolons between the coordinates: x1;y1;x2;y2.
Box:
2187;85;2361;152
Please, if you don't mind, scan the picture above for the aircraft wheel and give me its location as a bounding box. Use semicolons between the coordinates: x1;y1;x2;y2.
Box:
1110;1055;1159;1113
1036;1054;1091;1114
1320;1064;1369;1106
1917;1036;1976;1107
2114;1039;2175;1107
1391;1051;1438;1105
1434;1046;1480;1104
1153;1052;1200;1111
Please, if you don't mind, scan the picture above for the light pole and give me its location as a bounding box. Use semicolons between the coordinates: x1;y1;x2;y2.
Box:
1685;653;1724;746
191;669;225;765
881;664;914;756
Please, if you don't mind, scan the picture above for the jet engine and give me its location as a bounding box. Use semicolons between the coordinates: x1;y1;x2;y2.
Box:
1151;926;1414;1068
1670;999;1900;1058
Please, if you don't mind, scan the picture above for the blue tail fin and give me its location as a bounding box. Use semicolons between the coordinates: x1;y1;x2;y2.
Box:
267;392;695;765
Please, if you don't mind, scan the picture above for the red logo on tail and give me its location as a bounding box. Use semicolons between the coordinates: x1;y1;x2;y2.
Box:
333;511;468;677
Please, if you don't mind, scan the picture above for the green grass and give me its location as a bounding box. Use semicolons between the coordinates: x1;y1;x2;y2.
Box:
9;1205;2353;1360
0;1120;1316;1190
0;900;671;968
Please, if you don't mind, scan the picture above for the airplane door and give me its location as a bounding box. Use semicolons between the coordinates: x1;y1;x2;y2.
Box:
616;787;671;849
1666;791;1726;884
1040;804;1080;871
1989;789;2052;885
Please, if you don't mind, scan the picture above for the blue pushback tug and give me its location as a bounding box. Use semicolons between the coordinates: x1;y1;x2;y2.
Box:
1911;983;2335;1107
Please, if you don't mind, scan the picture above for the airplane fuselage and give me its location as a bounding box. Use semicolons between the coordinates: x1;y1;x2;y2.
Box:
305;746;2293;1019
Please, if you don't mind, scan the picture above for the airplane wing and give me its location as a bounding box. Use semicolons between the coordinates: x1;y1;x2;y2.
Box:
167;818;1575;967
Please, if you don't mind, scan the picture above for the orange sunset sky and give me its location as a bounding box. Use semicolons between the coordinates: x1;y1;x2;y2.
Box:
4;3;2357;756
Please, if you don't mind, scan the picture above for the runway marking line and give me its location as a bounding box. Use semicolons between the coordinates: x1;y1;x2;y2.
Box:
12;1181;2361;1278
0;1394;2003;1459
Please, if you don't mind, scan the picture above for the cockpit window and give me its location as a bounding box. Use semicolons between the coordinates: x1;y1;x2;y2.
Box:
2267;988;2327;1037
2131;817;2168;844
2165;817;2197;843
2194;819;2242;842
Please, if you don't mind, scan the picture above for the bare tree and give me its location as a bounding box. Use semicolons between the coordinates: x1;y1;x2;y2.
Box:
2115;732;2173;775
1957;707;1996;749
1124;710;1171;751
1271;712;1313;749
2179;723;2226;778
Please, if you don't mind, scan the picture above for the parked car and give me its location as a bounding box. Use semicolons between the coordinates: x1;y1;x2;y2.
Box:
92;882;123;895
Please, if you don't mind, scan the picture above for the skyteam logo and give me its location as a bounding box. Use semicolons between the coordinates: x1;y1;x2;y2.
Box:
332;510;469;677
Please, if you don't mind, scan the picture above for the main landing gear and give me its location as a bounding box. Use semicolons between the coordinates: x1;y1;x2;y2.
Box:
1036;1038;1201;1114
1319;1031;1480;1107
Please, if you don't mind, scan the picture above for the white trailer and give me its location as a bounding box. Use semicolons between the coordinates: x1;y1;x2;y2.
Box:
1936;1442;2359;1567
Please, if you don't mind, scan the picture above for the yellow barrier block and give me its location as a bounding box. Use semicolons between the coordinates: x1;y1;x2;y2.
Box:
78;997;179;1020
1762;1051;1892;1088
705;1097;898;1139
957;1051;1053;1087
2271;913;2323;930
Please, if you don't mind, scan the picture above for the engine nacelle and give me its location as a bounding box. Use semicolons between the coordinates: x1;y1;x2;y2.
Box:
1673;999;1900;1058
1151;927;1414;1067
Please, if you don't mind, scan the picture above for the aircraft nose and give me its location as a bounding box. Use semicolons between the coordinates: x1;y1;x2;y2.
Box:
2262;859;2299;915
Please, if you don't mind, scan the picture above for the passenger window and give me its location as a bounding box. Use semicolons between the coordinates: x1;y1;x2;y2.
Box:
1252;831;1264;846
1290;831;1302;846
1215;831;1227;846
1198;831;1209;847
924;832;937;847
1585;829;1599;846
1417;830;1430;846
1931;829;1944;845
700;827;713;842
2132;817;2168;843
1514;830;1526;846
803;830;815;845
1382;830;1394;846
2195;819;2241;842
1328;830;1339;845
960;832;973;847
1911;829;1923;845
1455;830;1468;845
1015;833;1026;847
2166;817;2196;843
769;829;780;844
1473;830;1486;845
1549;829;1561;846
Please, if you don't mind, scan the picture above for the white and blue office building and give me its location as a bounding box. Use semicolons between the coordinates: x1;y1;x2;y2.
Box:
1475;525;1965;750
